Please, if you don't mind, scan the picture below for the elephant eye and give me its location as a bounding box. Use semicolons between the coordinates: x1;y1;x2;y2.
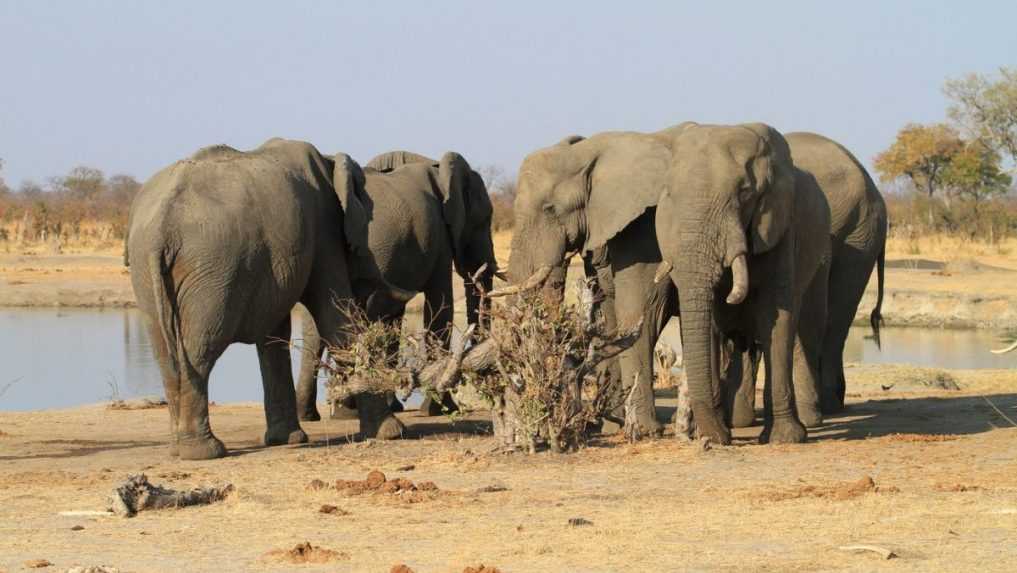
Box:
542;203;556;215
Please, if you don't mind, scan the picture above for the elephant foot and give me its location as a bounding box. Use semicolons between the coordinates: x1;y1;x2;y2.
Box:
264;426;309;447
362;414;406;440
298;407;321;422
819;394;844;415
623;413;663;441
759;417;807;445
177;436;227;460
330;403;359;420
796;403;823;428
729;397;756;428
419;392;459;416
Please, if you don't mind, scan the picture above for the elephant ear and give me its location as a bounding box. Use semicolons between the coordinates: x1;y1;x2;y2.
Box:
582;136;671;252
438;151;470;263
748;138;795;254
332;153;370;255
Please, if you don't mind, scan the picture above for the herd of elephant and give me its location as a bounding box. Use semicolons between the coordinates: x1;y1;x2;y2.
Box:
125;122;887;460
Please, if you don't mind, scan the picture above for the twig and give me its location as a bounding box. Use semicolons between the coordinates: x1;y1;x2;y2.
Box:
982;395;1017;427
838;545;897;560
0;377;22;399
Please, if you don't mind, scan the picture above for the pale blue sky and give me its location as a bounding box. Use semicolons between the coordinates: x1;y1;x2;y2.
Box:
1;1;1014;186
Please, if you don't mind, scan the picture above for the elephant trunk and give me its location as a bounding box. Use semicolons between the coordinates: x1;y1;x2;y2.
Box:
674;265;731;445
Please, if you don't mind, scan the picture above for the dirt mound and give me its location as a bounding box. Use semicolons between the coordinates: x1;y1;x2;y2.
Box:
263;542;348;564
308;470;442;503
756;476;898;502
463;565;502;573
391;565;415;573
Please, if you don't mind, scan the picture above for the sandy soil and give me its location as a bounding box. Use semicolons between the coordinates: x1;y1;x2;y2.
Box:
1;365;1015;572
3;232;1017;330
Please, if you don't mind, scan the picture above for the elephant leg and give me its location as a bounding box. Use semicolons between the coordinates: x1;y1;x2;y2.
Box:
793;264;828;427
585;249;624;431
419;272;459;416
610;258;673;438
174;345;227;460
257;315;308;447
357;392;406;440
145;319;181;457
294;304;323;422
726;337;759;428
757;244;807;445
821;248;875;413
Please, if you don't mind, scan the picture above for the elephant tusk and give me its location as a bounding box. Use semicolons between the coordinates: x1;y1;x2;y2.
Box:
726;254;749;305
654;261;673;284
494;269;509;282
469;263;489;285
991;339;1017;354
486;265;552;298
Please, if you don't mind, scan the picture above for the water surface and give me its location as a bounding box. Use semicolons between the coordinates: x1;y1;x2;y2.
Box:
1;309;1013;411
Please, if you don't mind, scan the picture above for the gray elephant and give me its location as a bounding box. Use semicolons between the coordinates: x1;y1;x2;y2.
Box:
508;131;679;436
127;138;412;460
786;132;887;414
293;150;500;430
655;122;832;444
722;132;888;426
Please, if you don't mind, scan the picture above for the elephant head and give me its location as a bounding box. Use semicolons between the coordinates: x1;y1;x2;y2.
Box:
506;133;671;299
655;122;795;436
366;150;501;327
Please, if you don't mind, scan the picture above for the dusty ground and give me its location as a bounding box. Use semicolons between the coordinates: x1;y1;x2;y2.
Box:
3;233;1017;329
1;365;1015;572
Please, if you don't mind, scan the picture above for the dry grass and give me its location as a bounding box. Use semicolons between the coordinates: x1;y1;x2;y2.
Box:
2;365;1016;571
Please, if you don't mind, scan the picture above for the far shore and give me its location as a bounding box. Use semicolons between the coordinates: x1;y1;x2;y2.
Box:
3;233;1017;330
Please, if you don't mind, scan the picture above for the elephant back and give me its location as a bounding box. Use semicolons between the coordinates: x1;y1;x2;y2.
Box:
366;150;436;173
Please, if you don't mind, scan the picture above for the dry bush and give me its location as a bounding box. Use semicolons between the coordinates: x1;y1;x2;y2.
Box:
884;191;1017;256
468;280;639;453
319;301;451;417
318;276;638;454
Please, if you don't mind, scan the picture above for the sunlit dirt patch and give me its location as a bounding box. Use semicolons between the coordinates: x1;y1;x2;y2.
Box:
753;476;899;502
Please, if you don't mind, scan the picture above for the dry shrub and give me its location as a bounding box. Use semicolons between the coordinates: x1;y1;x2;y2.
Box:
320;301;447;413
263;542;348;564
472;282;638;453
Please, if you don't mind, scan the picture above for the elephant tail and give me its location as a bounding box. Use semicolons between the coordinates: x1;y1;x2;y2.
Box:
148;249;182;377
870;244;885;349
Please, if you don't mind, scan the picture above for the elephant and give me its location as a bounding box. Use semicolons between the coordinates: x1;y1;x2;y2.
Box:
785;132;887;414
126;138;413;460
293;149;500;427
507;131;680;437
655;122;832;444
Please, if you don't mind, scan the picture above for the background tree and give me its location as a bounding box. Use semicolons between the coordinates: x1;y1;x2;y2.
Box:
873;123;965;199
0;158;9;196
945;67;1017;173
942;141;1012;207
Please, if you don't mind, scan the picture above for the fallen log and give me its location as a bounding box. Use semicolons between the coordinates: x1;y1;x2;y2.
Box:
109;474;234;518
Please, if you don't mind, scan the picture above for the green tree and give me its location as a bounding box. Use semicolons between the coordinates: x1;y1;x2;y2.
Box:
56;166;105;199
942;140;1012;205
944;67;1017;173
873;123;964;198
